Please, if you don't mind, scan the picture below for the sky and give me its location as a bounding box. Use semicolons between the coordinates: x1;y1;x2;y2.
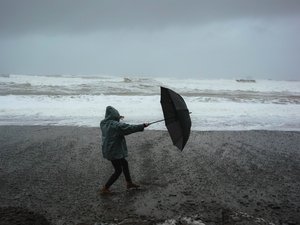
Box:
0;0;299;80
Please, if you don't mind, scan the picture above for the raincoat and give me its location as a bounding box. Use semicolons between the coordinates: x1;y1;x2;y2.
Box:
100;106;144;160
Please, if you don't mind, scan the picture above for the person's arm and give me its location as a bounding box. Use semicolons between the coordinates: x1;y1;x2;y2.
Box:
116;122;147;136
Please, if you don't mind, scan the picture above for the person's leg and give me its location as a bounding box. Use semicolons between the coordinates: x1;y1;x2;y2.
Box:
104;159;122;189
120;158;132;182
120;158;140;189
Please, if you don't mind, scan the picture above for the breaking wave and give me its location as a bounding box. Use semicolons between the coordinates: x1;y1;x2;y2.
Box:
0;74;299;105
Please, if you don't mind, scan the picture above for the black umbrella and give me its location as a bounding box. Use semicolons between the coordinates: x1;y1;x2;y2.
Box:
149;87;191;150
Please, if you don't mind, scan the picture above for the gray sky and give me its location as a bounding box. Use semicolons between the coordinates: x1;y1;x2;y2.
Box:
0;0;300;80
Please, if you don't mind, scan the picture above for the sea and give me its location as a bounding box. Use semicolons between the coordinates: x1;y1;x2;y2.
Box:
0;74;300;131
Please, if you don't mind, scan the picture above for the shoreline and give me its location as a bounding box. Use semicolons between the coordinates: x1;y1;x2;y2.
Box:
0;126;299;225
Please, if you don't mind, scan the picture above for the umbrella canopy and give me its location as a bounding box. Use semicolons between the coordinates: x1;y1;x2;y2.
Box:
160;86;191;150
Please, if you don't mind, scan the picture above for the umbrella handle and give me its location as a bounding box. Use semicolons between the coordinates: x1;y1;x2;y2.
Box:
148;112;192;126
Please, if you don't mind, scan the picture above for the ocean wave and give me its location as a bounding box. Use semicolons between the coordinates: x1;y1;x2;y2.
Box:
0;75;300;105
0;84;299;104
0;74;10;78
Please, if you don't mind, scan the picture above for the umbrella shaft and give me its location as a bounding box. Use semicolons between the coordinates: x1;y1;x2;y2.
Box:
148;118;165;125
148;112;191;126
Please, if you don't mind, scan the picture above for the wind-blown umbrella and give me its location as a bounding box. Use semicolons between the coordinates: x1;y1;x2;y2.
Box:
150;87;191;150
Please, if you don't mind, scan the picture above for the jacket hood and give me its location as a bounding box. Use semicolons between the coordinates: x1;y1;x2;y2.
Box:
104;106;121;121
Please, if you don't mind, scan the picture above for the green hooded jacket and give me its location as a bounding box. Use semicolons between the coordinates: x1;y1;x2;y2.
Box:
100;106;145;160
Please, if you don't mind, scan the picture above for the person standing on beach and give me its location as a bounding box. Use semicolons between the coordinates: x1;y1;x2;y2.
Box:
99;106;149;194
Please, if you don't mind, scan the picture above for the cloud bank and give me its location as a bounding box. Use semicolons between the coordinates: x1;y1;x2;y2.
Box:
0;0;299;80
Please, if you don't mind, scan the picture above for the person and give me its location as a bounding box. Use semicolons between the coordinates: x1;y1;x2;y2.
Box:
99;106;149;194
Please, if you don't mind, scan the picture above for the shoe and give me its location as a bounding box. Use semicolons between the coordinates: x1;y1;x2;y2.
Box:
126;182;140;189
98;187;112;195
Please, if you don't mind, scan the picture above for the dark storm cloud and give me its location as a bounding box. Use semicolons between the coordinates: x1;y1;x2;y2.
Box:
0;0;299;80
1;0;300;36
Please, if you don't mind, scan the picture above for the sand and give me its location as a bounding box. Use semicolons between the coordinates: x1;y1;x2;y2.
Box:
0;126;299;225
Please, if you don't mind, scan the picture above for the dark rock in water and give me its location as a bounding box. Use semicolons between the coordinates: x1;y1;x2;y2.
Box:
123;78;132;83
0;207;50;225
236;79;256;83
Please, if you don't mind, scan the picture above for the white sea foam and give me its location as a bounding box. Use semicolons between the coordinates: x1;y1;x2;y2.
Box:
157;217;206;225
0;94;299;130
0;74;299;130
93;216;206;225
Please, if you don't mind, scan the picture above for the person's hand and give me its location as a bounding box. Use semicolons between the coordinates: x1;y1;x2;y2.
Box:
144;123;150;127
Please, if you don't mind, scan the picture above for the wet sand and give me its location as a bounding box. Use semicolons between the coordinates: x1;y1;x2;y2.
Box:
0;126;299;225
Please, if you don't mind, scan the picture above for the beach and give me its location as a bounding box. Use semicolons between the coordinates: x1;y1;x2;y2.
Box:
0;126;299;225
